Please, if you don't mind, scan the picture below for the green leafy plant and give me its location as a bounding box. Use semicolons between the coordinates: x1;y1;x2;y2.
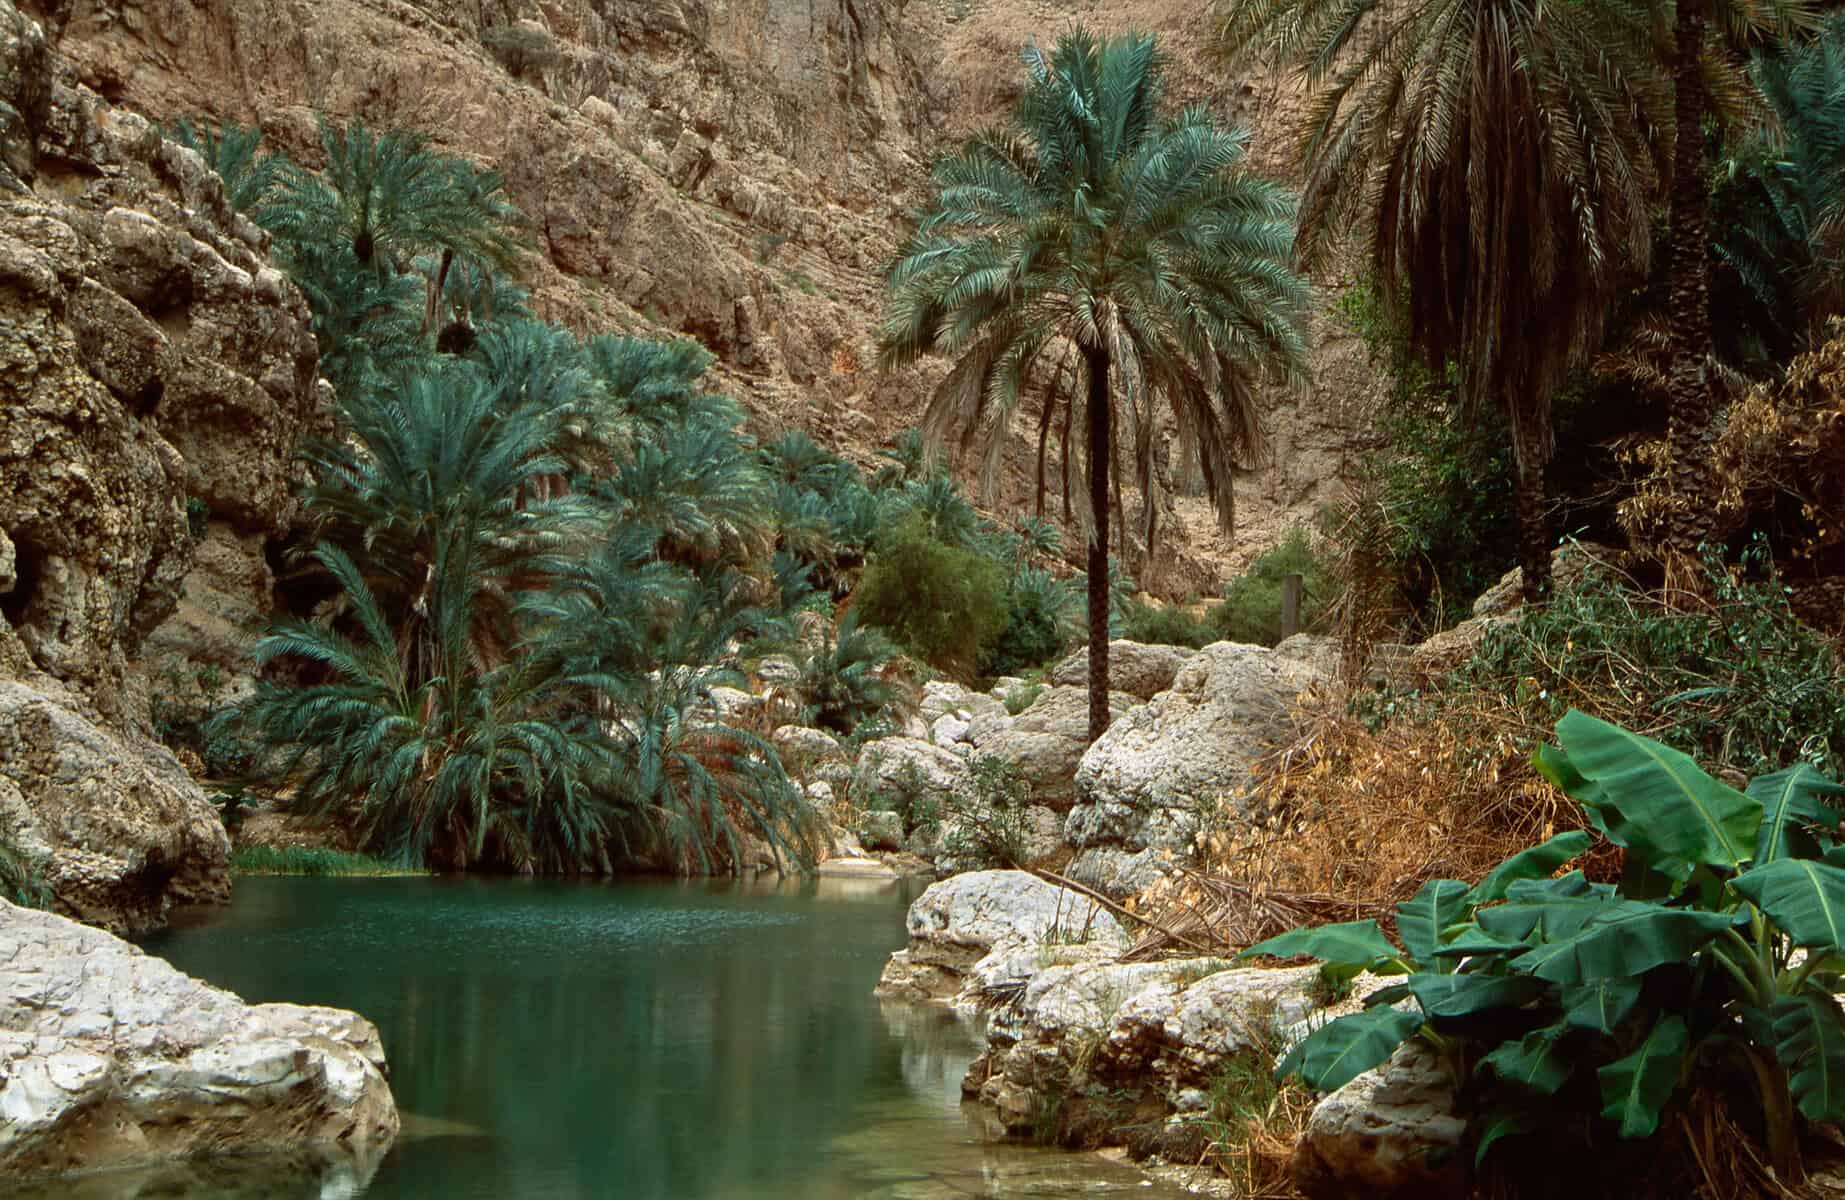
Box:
1244;711;1845;1183
799;610;903;735
230;845;421;877
942;756;1035;868
0;835;48;909
855;516;1006;677
1120;597;1215;649
1210;526;1328;646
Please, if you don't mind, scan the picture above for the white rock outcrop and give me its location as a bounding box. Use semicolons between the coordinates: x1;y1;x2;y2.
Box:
1291;1041;1468;1200
970;686;1138;810
0;898;399;1184
1069;640;1327;852
1049;639;1196;700
874;870;1128;1006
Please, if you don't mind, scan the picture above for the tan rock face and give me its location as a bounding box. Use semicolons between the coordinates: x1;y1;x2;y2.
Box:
0;897;398;1186
0;0;322;928
0;680;230;934
23;0;1376;598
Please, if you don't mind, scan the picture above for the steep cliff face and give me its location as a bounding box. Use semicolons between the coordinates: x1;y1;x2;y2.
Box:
26;0;1377;593
0;0;323;930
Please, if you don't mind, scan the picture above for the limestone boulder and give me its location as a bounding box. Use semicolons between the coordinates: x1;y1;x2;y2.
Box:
1050;640;1196;700
0;898;398;1184
772;724;845;764
919;679;1005;726
968;958;1321;1131
851;736;967;805
0;680;229;934
970;686;1138;811
1064;846;1170;901
1291;1041;1468;1200
858;808;905;851
1070;641;1326;851
875;870;1128;1005
1470;541;1618;618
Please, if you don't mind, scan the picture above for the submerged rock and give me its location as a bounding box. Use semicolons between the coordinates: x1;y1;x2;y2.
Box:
0;898;398;1184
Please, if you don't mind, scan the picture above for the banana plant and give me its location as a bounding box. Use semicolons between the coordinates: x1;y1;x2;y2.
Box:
1240;710;1845;1182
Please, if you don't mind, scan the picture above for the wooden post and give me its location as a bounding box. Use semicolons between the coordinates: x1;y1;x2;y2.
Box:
1281;573;1303;639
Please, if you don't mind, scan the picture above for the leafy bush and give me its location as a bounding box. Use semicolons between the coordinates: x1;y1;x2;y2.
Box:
1443;544;1845;778
982;566;1080;675
1209;527;1328;646
1003;681;1044;717
855;517;1006;676
0;836;47;909
942;756;1035;868
1120;597;1215;648
1247;712;1845;1185
230;846;416;877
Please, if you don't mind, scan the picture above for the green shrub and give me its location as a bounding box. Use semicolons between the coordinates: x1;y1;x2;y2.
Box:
800;610;902;734
0;836;47;908
1120;597;1215;648
856;517;1006;676
1003;681;1044;716
230;845;420;877
943;756;1035;868
982;567;1080;675
1247;711;1845;1185
1442;542;1845;779
1209;527;1327;646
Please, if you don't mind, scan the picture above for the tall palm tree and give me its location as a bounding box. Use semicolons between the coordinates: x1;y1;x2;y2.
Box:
880;28;1311;741
1221;0;1670;602
1660;0;1815;579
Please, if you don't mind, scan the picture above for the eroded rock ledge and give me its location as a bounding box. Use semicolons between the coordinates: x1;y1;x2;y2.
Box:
0;898;399;1185
878;870;1465;1198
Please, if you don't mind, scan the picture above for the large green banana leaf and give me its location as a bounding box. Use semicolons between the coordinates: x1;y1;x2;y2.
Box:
1274;1006;1425;1092
1771;993;1845;1122
1561;978;1643;1034
1512;904;1736;984
1406;972;1545;1020
1555;710;1760;875
1471;831;1595;905
1597;1015;1689;1138
1397;879;1472;964
1483;1024;1575;1094
1751;765;1845;864
1732;859;1845;951
1237;919;1402;972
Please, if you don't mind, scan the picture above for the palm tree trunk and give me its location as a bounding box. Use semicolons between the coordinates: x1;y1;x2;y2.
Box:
1084;343;1112;744
1663;0;1716;579
424;247;455;338
1509;400;1552;603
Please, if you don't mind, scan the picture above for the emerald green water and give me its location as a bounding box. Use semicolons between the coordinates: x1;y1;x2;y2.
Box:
116;875;1190;1199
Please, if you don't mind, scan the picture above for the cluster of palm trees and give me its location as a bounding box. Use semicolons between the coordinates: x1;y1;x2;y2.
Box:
882;11;1845;733
173;112;1106;871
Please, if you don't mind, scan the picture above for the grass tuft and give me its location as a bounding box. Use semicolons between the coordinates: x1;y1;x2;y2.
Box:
231;845;423;877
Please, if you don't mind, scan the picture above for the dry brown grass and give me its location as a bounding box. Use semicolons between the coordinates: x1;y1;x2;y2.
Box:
1131;687;1612;958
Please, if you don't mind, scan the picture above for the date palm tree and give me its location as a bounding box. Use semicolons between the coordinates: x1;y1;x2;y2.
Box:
879;28;1311;741
1220;0;1671;600
1658;0;1814;579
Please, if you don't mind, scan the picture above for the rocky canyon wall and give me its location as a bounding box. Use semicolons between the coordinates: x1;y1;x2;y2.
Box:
1;0;323;930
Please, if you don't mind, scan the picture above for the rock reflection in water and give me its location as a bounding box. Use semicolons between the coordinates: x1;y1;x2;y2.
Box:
0;1143;384;1200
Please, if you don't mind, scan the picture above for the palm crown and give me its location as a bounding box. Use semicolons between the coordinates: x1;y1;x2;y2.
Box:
1220;0;1670;598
